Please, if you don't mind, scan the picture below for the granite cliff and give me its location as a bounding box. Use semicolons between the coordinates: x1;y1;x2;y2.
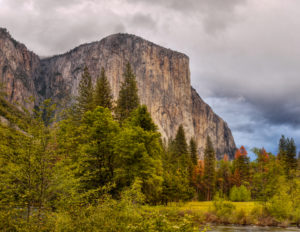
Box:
0;28;39;110
0;28;236;159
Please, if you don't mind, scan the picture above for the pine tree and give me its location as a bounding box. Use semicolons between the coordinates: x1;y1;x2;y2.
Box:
189;138;198;165
116;63;140;121
278;135;287;161
172;125;191;170
174;125;188;156
203;136;216;201
75;66;94;117
162;125;195;202
94;67;113;110
286;138;297;171
278;135;297;176
126;105;157;132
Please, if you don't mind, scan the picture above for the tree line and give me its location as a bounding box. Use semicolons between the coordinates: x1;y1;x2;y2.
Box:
0;63;299;230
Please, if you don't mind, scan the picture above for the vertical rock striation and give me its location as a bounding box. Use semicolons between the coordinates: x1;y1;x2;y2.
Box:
191;87;236;159
0;28;39;110
0;29;236;159
37;34;194;141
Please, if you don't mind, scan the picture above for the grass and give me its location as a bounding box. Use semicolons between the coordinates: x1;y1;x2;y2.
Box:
143;201;260;226
148;201;256;214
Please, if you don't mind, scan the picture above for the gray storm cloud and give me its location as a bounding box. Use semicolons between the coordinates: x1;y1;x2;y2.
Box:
1;0;300;154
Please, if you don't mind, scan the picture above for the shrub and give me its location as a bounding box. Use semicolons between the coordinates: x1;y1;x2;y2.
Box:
212;194;236;223
266;190;293;222
229;185;251;202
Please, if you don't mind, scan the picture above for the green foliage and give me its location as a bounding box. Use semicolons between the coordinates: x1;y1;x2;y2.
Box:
278;135;297;176
161;126;195;203
213;194;236;220
58;104;164;204
49;193;199;232
77;107;119;200
204;136;216;201
229;185;251;202
114;122;163;203
116;63;140;121
175;126;193;176
94;67;113;110
173;125;188;159
189;138;198;165
215;159;231;197
2;69;300;229
0;93;31;130
266;190;293;222
251;150;285;201
161;168;195;203
0;100;57;225
75;66;94;118
126;105;157;132
264;178;300;223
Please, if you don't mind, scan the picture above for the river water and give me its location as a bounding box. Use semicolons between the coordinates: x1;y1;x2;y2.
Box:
207;225;299;231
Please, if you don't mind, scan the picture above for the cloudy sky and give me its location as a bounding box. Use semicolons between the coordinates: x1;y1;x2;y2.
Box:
1;0;300;158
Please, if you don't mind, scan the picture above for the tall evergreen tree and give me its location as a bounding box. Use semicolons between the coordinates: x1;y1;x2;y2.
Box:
278;135;297;176
189;138;198;165
172;125;190;169
126;105;157;132
94;67;113;110
116;63;140;121
278;135;287;161
162;125;195;202
203;136;216;201
174;125;188;156
286;138;297;170
75;66;94;117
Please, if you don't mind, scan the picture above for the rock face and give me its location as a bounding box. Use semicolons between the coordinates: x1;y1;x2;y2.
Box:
0;28;236;159
191;88;236;159
0;28;40;110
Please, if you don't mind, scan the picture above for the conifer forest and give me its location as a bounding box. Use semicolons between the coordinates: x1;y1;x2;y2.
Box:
0;64;299;231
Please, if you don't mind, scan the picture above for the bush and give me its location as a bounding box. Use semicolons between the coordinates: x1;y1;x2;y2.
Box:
266;190;293;222
229;185;251;202
212;194;236;223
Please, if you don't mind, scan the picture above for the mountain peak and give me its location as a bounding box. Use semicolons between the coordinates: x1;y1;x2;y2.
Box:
101;33;189;59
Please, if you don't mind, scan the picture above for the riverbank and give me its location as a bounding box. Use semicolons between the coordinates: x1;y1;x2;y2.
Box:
144;201;299;228
2;199;299;231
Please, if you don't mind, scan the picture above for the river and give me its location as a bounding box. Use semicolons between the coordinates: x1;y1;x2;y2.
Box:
207;225;299;231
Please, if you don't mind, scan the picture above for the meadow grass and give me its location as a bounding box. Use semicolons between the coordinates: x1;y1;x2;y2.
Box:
143;201;260;225
147;201;256;214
